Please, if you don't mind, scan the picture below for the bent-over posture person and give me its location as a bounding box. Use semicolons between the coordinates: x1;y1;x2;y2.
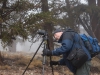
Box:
43;28;91;75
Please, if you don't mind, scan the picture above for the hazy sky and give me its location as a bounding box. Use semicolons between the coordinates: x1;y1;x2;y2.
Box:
81;0;87;4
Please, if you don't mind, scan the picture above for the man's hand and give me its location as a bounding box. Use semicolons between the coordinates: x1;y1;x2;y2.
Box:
42;49;52;56
50;61;59;66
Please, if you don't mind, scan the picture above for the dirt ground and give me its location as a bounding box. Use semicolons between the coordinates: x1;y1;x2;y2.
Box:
0;51;100;75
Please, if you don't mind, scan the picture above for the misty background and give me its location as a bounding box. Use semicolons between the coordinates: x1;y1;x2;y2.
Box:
0;0;87;53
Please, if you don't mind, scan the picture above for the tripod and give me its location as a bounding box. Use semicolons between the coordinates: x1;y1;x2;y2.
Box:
22;34;54;75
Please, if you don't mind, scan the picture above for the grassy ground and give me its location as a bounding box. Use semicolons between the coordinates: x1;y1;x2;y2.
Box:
0;51;100;75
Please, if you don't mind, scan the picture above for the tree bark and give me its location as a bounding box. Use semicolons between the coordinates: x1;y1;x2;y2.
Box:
41;0;54;50
44;23;54;50
0;51;3;65
88;0;96;6
41;0;49;12
65;0;77;30
88;0;100;41
91;14;100;41
97;0;100;6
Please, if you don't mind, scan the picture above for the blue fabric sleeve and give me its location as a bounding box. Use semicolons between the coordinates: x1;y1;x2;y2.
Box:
52;39;73;56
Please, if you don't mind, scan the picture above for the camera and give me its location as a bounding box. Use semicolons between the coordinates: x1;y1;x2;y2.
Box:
37;30;47;36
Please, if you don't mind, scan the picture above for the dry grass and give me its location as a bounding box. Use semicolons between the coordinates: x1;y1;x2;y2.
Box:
0;51;74;75
0;51;100;75
91;57;100;72
92;57;100;67
0;65;11;70
1;51;43;69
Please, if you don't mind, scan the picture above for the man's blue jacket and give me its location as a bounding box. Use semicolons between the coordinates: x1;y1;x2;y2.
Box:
52;29;91;73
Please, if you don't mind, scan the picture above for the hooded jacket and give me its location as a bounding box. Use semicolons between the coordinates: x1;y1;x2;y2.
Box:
52;28;91;73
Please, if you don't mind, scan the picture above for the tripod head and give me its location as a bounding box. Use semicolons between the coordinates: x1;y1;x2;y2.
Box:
37;30;47;36
37;30;48;41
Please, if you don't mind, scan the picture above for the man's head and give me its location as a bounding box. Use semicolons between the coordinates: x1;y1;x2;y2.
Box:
53;29;63;41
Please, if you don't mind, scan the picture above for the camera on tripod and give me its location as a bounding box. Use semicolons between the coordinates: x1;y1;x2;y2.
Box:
22;29;54;75
37;30;47;36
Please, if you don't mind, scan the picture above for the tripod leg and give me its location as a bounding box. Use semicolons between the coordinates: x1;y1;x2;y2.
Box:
42;40;46;75
50;56;54;75
22;39;44;75
42;55;46;75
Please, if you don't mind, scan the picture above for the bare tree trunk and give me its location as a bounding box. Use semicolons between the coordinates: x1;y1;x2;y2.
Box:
97;0;100;6
0;51;3;65
95;0;100;42
41;0;54;50
88;0;96;6
88;0;100;41
0;22;3;65
92;5;100;41
41;0;49;12
44;23;54;50
88;0;97;31
0;25;2;39
65;0;77;30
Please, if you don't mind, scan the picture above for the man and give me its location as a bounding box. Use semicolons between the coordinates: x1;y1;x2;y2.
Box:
43;28;91;75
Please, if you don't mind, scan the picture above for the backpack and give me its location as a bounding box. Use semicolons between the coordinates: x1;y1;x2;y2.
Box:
66;31;88;68
80;34;100;58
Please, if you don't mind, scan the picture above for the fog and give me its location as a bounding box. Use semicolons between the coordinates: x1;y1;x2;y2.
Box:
0;38;43;53
17;39;43;53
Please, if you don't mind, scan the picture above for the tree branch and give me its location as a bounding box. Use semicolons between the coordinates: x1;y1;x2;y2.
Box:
79;16;94;37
